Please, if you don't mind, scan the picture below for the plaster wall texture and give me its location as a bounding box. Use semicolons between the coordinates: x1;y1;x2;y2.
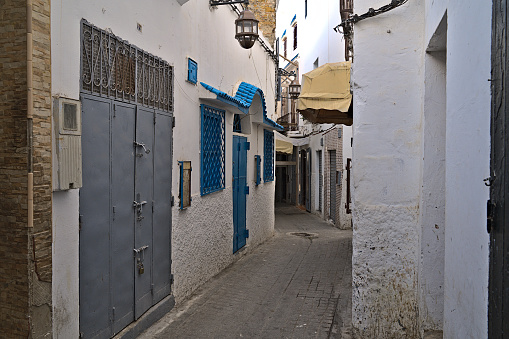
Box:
51;0;277;336
351;0;424;337
420;49;446;331
52;190;80;338
425;1;491;337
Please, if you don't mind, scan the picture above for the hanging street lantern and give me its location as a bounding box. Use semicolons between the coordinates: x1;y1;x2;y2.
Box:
289;77;301;99
235;9;259;49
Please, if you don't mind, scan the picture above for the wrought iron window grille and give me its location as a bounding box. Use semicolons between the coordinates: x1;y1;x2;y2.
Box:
264;129;275;182
81;20;174;112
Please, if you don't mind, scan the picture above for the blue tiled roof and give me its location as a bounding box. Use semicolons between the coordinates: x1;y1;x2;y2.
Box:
201;82;284;131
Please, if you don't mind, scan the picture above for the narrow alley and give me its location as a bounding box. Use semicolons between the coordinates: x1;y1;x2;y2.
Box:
138;205;353;339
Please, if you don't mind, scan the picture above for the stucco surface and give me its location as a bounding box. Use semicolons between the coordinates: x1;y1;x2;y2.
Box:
52;190;79;338
352;203;420;337
173;182;275;303
351;0;424;336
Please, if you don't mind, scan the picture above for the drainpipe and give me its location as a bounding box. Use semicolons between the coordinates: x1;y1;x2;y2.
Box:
27;0;33;228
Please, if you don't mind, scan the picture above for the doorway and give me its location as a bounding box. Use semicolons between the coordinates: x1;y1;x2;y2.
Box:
79;95;173;338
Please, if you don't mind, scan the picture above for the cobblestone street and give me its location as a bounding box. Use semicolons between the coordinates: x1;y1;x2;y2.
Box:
138;205;353;339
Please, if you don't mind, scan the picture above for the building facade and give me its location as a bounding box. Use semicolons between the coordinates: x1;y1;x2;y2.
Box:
275;0;352;229
0;0;281;337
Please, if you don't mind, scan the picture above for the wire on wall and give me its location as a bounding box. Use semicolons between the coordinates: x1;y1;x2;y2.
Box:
334;0;409;33
334;0;409;60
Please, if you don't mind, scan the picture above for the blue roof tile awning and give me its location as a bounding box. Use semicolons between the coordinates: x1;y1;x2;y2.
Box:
201;82;284;131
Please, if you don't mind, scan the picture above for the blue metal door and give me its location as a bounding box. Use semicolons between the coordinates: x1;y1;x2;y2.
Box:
233;136;249;253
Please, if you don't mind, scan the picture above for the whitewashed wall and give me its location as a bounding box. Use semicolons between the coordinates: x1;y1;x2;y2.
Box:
352;0;491;337
51;0;277;336
425;1;491;338
351;0;424;337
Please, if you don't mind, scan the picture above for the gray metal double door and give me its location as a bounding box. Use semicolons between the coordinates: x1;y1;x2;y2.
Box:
79;95;173;338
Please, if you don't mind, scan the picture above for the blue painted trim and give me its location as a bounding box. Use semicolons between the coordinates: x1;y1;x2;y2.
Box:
200;104;226;196
291;14;296;25
282;29;286;38
187;58;198;84
201;82;284;131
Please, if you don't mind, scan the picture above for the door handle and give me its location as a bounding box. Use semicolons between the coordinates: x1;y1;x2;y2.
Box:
133;141;150;154
133;200;147;215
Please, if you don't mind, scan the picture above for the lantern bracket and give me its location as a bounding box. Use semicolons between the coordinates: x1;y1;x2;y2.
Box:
278;68;296;77
210;0;249;5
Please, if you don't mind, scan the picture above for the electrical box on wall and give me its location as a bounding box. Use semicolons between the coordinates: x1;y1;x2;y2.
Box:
54;97;82;190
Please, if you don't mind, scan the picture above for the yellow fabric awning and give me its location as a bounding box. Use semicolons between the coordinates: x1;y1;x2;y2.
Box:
276;138;293;154
297;62;352;125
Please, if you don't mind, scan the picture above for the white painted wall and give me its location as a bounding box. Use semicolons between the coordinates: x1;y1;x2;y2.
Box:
351;0;424;337
425;1;491;337
51;0;277;335
52;190;79;338
352;0;491;337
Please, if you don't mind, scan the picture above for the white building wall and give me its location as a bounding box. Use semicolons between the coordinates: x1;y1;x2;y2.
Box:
351;0;424;337
51;0;277;336
425;1;491;338
352;0;491;337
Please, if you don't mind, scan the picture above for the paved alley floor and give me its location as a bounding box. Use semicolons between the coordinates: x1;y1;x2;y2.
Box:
138;205;353;339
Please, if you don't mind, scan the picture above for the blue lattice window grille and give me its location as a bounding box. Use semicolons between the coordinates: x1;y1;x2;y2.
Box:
200;104;225;195
233;114;242;133
264;130;274;182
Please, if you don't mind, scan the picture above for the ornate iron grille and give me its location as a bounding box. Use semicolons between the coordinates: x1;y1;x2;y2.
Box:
81;20;173;112
264;129;274;182
200;105;226;195
233;114;242;133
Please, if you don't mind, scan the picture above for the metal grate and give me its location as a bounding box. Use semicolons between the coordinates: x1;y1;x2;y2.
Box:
200;105;225;195
81;20;173;112
233;114;242;133
264;129;274;182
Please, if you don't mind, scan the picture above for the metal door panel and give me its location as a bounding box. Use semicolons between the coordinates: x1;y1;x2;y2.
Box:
152;112;173;303
79;95;112;338
233;136;248;253
134;106;155;319
111;103;136;334
330;151;337;223
490;0;508;335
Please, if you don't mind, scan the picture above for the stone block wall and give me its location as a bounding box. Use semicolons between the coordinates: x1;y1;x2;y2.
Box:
0;1;30;336
251;0;276;46
0;0;52;336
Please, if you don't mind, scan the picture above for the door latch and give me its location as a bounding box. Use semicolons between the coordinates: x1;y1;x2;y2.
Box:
133;200;147;220
133;141;150;155
133;245;149;275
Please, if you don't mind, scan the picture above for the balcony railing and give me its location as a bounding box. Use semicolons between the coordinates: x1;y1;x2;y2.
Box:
277;112;299;132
